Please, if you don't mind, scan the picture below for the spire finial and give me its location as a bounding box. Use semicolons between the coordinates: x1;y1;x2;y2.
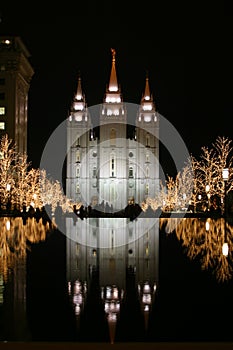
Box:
144;72;150;99
108;48;118;92
75;72;83;101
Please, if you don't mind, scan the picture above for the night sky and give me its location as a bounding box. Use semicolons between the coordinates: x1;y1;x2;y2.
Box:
0;2;232;174
0;5;233;348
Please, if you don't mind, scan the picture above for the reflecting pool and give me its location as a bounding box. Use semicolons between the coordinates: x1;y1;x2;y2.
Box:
0;216;233;343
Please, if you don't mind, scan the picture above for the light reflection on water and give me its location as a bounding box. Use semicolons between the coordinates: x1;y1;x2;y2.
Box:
160;217;233;282
0;217;55;281
0;217;233;342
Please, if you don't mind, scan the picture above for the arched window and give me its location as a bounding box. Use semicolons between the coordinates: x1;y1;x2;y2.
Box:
76;166;80;177
93;166;97;177
76;183;80;194
129;166;134;178
110;153;116;177
76;150;80;162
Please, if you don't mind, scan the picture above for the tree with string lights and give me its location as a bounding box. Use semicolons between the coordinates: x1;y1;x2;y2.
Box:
191;136;233;213
0;134;17;210
39;169;74;214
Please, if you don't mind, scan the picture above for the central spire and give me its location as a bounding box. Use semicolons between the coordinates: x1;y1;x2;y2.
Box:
104;48;122;104
143;72;151;100
108;48;118;92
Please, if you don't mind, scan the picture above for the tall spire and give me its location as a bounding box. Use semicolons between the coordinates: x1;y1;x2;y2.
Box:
70;73;87;117
75;73;84;101
143;71;151;101
137;72;156;122
108;48;118;92
140;72;155;108
104;48;122;104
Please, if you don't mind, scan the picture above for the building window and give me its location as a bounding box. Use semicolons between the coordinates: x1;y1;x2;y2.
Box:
110;128;116;146
146;154;150;162
129;166;133;178
146;133;150;147
110;153;116;177
76;183;80;194
111;158;115;177
76;166;80;177
129;151;133;158
146;166;149;178
93;167;97;177
0;93;5;100
0;122;5;130
145;183;149;195
76;137;80;147
76;150;80;162
0;107;5;115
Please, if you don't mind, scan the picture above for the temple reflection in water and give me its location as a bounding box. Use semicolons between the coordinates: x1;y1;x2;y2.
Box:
66;217;159;286
65;217;159;342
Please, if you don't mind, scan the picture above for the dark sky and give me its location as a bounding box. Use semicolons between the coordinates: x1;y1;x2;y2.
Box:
0;2;232;174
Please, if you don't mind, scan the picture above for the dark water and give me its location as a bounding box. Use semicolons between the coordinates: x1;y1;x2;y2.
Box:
0;216;233;344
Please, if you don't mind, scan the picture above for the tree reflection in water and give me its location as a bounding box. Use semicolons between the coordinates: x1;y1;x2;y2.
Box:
160;218;233;282
0;217;55;281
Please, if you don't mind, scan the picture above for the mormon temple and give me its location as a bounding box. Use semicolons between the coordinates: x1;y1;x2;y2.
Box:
66;49;159;211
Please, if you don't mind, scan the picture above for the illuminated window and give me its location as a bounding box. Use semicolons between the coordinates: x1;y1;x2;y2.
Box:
146;133;150;147
76;150;80;162
93;167;97;177
76;183;80;194
0;107;5;115
144;115;151;122
76;166;80;177
0;122;5;130
145;183;149;195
